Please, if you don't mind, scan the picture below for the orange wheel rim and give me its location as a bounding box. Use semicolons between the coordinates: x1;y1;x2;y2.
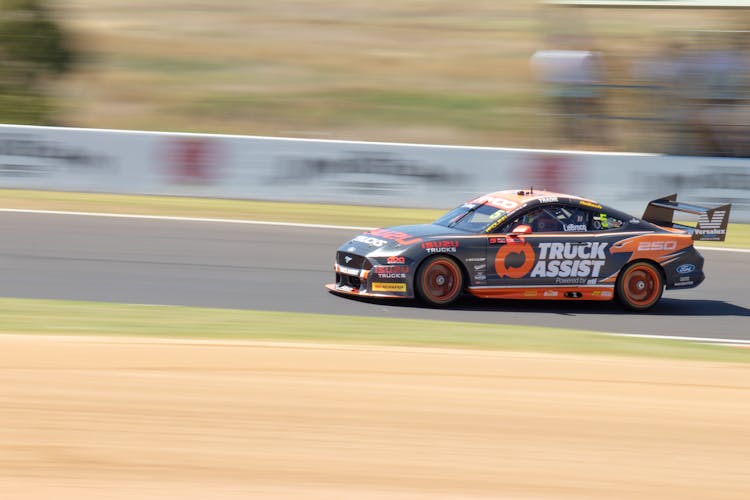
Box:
623;265;660;306
422;260;460;302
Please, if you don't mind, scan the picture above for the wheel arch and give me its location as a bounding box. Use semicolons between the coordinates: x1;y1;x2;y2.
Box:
616;258;667;285
413;253;470;291
413;253;469;306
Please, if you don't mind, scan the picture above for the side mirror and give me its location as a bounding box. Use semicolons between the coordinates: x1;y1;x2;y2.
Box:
511;224;533;234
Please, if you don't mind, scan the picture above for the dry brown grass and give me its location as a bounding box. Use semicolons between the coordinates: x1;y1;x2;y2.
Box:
51;1;740;149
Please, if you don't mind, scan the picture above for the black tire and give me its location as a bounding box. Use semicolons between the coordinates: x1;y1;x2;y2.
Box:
616;261;664;311
415;255;464;307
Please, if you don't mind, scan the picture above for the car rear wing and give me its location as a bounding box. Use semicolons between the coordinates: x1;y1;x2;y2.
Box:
642;194;731;242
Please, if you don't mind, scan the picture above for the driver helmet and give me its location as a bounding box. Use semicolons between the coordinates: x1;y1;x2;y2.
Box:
528;210;559;231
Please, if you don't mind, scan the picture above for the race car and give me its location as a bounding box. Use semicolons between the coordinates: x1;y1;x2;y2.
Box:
326;189;731;310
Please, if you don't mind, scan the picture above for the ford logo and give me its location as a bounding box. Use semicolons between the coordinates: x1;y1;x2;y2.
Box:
676;264;695;274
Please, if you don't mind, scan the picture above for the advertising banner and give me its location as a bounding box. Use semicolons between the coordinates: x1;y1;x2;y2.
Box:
1;125;748;221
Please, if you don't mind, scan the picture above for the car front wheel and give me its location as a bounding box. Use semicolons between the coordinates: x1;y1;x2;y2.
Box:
416;256;464;307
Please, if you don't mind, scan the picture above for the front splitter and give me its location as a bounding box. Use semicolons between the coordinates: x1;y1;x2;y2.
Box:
325;283;410;299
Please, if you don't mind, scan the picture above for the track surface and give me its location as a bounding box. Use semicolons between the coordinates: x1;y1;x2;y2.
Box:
1;212;748;340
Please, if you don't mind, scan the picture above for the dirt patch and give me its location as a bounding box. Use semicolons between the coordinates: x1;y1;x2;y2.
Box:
1;335;748;499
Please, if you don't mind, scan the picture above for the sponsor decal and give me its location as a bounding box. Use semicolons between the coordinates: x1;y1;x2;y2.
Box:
629;218;640;224
422;240;458;249
694;210;728;238
538;196;558;203
530;242;608;281
344;255;353;264
592;290;613;297
677;264;695;274
422;240;459;254
474;273;487;281
579;200;603;209
372;282;407;292
336;264;360;276
473;195;518;211
368;228;422;245
425;248;457;254
372;265;409;279
587;278;598;285
484;215;508;233
693;229;726;239
466;257;486;262
699;211;726;229
473;264;486;271
354;235;388;247
386;256;406;264
674;281;694;287
543;290;559;297
489;237;507;245
524;290;538;297
637;241;677;252
564;223;587;232
679;276;691;282
495;241;536;279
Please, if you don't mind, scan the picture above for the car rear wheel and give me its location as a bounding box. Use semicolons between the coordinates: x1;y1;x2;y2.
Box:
616;261;664;311
416;256;464;307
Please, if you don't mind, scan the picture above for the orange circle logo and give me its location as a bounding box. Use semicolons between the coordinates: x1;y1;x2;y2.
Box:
495;242;535;278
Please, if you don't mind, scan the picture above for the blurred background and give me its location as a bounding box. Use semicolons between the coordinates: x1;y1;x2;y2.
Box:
1;0;748;155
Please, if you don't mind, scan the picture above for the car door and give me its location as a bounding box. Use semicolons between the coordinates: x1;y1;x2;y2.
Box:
485;203;606;290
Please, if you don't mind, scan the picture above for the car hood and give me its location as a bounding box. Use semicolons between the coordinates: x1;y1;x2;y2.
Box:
342;223;470;253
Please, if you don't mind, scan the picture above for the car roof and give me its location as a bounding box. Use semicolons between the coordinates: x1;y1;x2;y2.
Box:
468;189;598;210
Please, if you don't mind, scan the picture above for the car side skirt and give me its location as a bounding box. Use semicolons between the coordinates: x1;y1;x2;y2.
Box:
467;285;615;301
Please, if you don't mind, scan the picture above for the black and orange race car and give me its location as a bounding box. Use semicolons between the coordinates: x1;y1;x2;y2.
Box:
326;189;731;310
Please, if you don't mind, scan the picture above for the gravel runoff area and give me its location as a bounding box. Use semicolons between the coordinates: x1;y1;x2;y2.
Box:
1;334;748;500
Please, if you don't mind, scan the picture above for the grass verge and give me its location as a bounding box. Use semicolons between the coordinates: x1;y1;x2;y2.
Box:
2;189;749;248
0;189;442;228
0;297;747;363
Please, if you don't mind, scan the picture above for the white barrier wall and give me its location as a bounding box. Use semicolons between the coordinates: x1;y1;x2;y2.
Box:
1;124;749;221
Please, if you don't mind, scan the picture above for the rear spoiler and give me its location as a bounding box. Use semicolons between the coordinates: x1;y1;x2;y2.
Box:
642;194;731;242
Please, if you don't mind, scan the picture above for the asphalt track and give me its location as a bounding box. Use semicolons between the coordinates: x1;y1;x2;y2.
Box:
1;211;748;341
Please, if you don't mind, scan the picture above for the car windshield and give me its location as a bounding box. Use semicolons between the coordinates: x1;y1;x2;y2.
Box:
433;202;509;232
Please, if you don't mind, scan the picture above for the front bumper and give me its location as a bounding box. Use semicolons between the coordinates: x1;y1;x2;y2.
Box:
329;250;411;298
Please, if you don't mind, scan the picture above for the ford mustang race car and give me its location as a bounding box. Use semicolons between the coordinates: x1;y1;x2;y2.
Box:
326;190;731;310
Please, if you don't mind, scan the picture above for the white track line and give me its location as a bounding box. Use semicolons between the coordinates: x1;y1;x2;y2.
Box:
0;208;370;231
0;331;747;348
608;332;750;346
695;246;750;253
1;207;748;253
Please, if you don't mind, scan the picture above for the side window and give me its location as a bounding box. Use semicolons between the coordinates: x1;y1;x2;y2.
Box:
500;205;590;233
587;210;624;231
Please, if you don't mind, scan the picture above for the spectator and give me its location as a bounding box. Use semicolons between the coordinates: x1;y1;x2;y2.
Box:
531;44;607;146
